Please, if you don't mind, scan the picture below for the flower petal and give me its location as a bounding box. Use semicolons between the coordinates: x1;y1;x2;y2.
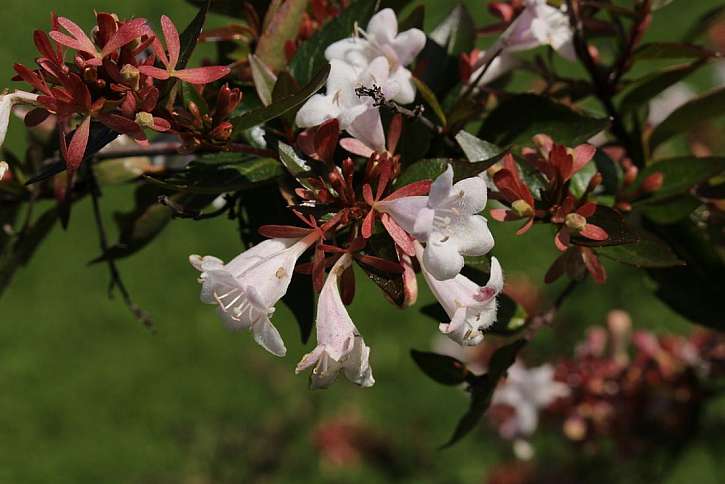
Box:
423;238;465;281
252;315;287;356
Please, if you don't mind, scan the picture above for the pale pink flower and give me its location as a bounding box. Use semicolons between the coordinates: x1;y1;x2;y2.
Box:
296;253;375;389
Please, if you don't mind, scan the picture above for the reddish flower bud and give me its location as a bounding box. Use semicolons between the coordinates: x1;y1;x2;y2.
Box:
641;171;664;193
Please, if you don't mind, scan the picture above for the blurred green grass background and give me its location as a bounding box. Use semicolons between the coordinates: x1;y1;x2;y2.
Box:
1;1;724;483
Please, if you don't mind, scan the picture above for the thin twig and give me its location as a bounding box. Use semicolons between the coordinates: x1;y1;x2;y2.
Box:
565;0;643;166
88;165;154;330
524;279;580;339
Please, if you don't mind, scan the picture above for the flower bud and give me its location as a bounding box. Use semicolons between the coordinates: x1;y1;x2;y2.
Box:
641;171;664;193
0;161;8;181
623;164;638;186
512;199;534;218
121;64;140;90
563;416;587;441
587;172;603;192
135;111;155;129
210;121;233;141
565;212;587;232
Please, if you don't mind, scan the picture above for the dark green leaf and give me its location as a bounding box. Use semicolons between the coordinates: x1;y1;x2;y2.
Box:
395;116;433;163
597;237;684;268
442;339;526;447
640;195;701;224
569;160;597;199
396;158;449;186
478;94;608;147
645;218;725;330
248;54;276;106
571;206;639;247
619;61;706;113
633;42;714;61
650;87;725;150
399;4;424;31
429;4;474;56
231;64;330;135
283;272;315;343
455;130;502;162
289;0;377;84
633;156;725;203
414;77;447;126
278;142;314;189
178;0;210;70
682;4;725;42
411;350;468;385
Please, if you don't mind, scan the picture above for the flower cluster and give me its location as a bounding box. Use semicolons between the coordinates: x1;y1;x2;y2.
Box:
296;8;426;152
10;12;231;172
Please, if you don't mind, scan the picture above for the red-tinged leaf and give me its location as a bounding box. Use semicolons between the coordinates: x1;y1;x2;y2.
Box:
554;229;570;252
312;244;325;292
138;65;170;80
581;224;608;241
362;184;375;206
339;137;374;158
385;180;432;200
399;248;418;307
489;208;509;222
255;0;310;72
572;206;639;247
515;217;534;235
24;108;51;127
313;118;339;162
174;66;230;84
160;16;181;68
376;161;393;200
576;201;597;217
33;30;60;63
544;251;567;283
573;144;596;173
381;213;415;256
340;264;355;305
361;209;375;239
258;225;313;238
13;64;51;95
101;18;149;58
387;113;403;154
581;247;607;284
52;17;97;55
153;117;171;131
356;254;404;273
64;116;91;172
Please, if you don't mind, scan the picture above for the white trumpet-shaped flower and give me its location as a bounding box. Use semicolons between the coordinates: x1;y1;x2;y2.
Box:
189;235;317;357
492;362;570;439
418;241;503;346
325;8;426;104
295;56;397;152
0;90;39;149
296;253;375;389
377;165;494;280
474;0;575;72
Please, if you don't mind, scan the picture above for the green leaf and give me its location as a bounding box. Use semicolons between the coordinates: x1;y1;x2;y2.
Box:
396;158;449;186
0;207;58;298
640;195;701;224
619;61;706;113
633;42;714;61
645;218;725;330
411;350;468;386
569;160;597;199
231;64;330;135
289;0;377;84
429;4;475;56
413;77;447;126
248;54;277;106
478;94;608;147
650;87;725;150
255;0;309;72
455;130;502;162
278;142;314;189
682;4;725;42
359;232;405;307
443;339;526;448
634;156;725;203
177;0;210;70
94;157;151;185
571;206;639;247
597;237;684;268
